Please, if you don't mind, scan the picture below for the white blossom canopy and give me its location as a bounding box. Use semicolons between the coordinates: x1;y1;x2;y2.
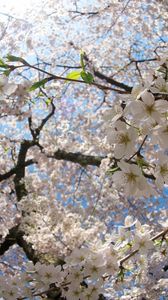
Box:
0;0;168;299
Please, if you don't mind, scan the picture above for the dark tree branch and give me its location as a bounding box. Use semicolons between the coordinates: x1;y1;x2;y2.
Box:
56;64;81;69
0;225;39;264
48;149;155;180
47;149;104;167
14;140;34;201
93;70;132;92
0;140;40;261
7;61;128;93
36;101;55;135
0;147;155;182
16;231;39;264
69;10;99;16
28;100;55;141
0;225;19;255
0;159;36;182
83;53;133;92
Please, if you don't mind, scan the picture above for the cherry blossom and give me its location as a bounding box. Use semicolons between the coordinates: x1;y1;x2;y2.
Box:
112;160;150;197
106;120;137;159
154;152;168;188
125;90;168;125
0;1;167;299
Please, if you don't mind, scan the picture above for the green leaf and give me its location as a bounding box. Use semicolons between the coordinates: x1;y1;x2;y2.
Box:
4;147;9;153
154;239;162;246
6;54;27;64
0;59;9;69
80;50;86;71
28;78;50;91
80;71;94;84
45;98;52;106
3;69;12;76
117;268;125;282
37;92;45;98
0;58;4;64
136;157;149;168
0;64;9;69
66;70;82;80
107;166;119;174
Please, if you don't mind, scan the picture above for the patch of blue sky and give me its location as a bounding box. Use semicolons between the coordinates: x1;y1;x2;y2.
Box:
107;187;168;229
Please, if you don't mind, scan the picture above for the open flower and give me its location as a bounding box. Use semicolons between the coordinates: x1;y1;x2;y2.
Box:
154;152;168;188
106;120;137;159
112;161;148;197
65;247;89;266
126;91;168;125
0;75;16;96
150;78;168;94
124;215;137;228
133;232;153;254
152;124;168;149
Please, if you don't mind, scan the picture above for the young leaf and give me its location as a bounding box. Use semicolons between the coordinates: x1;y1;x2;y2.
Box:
0;59;9;69
107;166;119;174
45;98;52;106
80;50;86;71
3;69;12;76
29;78;50;91
80;71;94;84
0;58;4;64
6;54;27;64
66;70;81;80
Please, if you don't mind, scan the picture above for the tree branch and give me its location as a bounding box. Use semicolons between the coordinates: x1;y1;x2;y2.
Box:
47;149;104;167
0;225;39;264
13;140;34;201
0;159;36;182
7;60;129;93
83;53;133;92
119;227;168;266
93;70;132;92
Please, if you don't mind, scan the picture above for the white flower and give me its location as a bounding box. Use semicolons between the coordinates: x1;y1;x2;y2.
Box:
89;248;106;266
159;219;168;228
133;232;153;254
102;104;123;123
84;262;105;279
131;84;146;99
0;75;16;96
80;282;104;300
126;90;168;125
1;286;20;300
112;161;148;196
150;78;168;94
152;124;168;149
158;55;168;67
124;215;137;228
65;266;83;286
135;220;151;234
137;255;148;270
35;263;63;285
65;247;89;266
154;152;168;188
63;286;82;300
116;226;131;246
0;76;9;92
13;81;30;99
104;245;119;274
106;120;137;159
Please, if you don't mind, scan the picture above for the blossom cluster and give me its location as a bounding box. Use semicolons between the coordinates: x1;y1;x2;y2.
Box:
100;56;168;198
0;216;167;300
18;195;106;258
0;75;31;120
0;38;168;300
